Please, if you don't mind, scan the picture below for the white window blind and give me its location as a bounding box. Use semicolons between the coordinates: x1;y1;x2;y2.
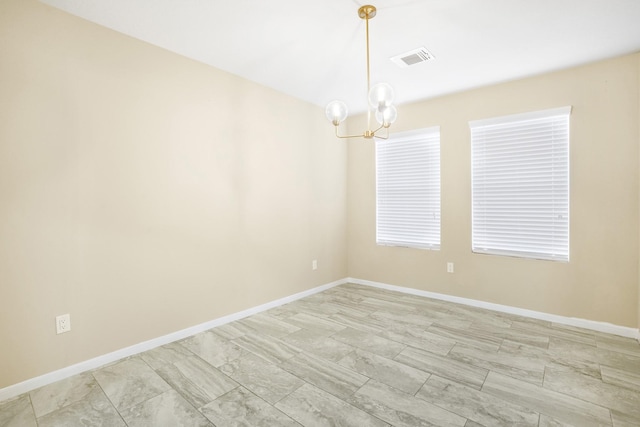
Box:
376;127;440;250
470;107;571;261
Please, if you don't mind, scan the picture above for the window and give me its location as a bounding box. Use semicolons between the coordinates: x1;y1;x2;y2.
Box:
470;107;571;261
376;127;440;250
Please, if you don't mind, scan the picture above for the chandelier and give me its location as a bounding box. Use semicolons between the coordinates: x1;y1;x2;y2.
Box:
325;5;397;139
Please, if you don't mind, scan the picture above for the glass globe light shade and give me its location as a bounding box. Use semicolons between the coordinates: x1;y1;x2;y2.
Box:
368;83;395;111
325;100;348;125
375;105;398;127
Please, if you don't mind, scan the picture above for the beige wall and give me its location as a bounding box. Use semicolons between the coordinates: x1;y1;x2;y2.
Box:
348;54;640;329
0;0;347;389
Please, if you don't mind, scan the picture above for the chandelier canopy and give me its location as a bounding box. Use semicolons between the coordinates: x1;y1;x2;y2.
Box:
326;5;397;140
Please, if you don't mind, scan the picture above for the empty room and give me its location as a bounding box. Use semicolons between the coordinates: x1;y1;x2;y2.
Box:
1;0;640;426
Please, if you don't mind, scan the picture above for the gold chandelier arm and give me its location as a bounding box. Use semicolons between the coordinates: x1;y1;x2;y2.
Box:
332;122;390;140
373;132;390;140
372;122;385;133
334;125;368;139
372;123;390;140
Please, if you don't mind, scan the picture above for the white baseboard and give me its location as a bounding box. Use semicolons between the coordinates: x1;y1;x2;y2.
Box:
348;277;639;339
0;278;346;402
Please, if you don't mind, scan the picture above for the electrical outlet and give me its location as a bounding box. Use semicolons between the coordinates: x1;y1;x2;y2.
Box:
447;262;454;273
56;314;71;334
312;259;318;270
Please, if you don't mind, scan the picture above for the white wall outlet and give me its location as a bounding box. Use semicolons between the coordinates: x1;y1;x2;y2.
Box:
312;259;318;270
447;262;454;273
56;313;71;334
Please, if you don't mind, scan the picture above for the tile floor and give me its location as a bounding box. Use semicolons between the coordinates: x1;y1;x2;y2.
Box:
1;283;640;426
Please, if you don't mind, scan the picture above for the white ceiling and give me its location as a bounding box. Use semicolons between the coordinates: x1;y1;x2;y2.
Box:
41;0;640;114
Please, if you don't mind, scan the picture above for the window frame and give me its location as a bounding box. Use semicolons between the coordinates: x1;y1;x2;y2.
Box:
469;106;571;262
375;126;441;250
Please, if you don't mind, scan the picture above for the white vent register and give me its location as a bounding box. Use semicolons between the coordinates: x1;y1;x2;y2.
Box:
391;47;435;68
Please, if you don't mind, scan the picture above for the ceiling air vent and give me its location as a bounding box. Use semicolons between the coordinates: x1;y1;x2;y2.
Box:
390;47;435;68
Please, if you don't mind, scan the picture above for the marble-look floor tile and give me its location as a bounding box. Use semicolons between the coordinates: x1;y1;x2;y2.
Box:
180;330;246;367
93;357;171;411
119;389;211;427
549;337;640;374
501;312;552;327
417;309;475;330
281;328;354;362
543;367;640;420
363;291;410;305
500;339;601;379
370;310;434;329
482;371;612;427
448;306;513;329
278;299;338;319
276;383;389;427
201;387;301;427
611;410;640;427
592;330;640;345
348;379;466;427
332;327;406;359
266;305;300;320
140;342;194;370
429;317;476;331
595;334;640;358
0;394;36;427
379;326;457;356
449;343;545;385
328;312;388;334
236;313;301;338
338;349;430;395
340;283;402;300
156;355;238;409
298;292;334;304
601;365;640;392
29;372;96;417
510;321;596;346
332;297;397;314
362;296;423;315
280;352;368;400
397;294;454;314
551;323;601;340
322;301;375;318
428;324;502;352
538;414;578;426
219;353;304;404
394;346;488;390
280;312;346;335
468;323;550;349
324;285;364;300
37;386;125;427
417;375;539;427
233;332;300;364
212;322;246;340
464;421;485;427
321;302;360;314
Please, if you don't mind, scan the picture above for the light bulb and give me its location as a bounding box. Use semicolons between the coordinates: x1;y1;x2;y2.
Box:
368;83;395;111
325;100;348;126
375;105;398;127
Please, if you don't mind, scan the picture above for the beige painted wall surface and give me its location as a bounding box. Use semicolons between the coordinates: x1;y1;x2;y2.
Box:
348;54;640;328
0;0;347;389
